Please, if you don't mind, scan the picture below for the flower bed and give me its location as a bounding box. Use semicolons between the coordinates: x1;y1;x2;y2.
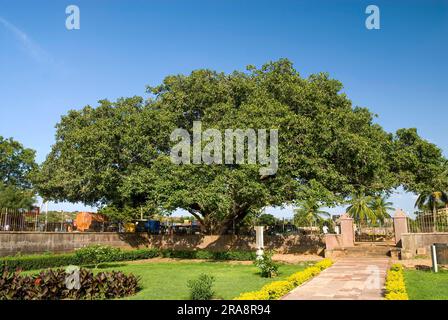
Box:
0;267;140;300
384;263;409;300
235;259;333;300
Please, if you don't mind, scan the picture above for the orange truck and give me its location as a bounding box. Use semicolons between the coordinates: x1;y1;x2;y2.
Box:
74;212;107;232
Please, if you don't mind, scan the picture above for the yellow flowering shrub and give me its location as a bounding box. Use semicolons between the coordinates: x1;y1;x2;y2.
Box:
390;263;404;272
286;267;317;286
234;259;334;300
261;281;295;300
386;274;404;285
384;263;409;300
314;258;334;271
385;292;409;300
385;280;405;293
286;271;311;286
234;290;270;300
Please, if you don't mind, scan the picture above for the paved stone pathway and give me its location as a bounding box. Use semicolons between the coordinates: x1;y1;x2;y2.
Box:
282;257;390;300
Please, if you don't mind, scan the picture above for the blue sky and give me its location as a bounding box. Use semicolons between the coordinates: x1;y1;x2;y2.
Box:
0;0;447;217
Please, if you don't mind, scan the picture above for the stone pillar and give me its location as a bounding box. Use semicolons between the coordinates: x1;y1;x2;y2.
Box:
393;209;408;246
340;213;355;248
255;226;264;258
325;234;343;251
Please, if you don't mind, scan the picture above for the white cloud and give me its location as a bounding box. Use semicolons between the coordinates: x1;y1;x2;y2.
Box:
0;16;52;64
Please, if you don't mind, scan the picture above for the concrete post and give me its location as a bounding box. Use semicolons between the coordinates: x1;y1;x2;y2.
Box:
393;209;408;246
431;245;439;273
255;226;264;258
340;213;355;248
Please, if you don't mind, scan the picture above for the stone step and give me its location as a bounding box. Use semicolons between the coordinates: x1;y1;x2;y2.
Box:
347;247;392;256
344;251;391;257
348;247;392;253
355;241;396;247
326;245;397;258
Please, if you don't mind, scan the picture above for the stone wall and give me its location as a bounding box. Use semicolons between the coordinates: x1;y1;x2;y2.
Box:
400;233;448;259
0;232;324;257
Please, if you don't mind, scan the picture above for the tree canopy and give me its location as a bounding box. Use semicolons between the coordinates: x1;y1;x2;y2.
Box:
35;59;447;233
293;199;330;227
257;214;279;227
0;136;37;209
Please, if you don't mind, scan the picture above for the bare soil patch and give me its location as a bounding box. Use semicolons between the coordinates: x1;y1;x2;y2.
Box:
273;254;322;264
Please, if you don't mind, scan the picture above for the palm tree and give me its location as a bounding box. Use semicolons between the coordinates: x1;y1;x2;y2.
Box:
369;196;394;224
347;193;376;224
415;190;448;232
293;200;330;227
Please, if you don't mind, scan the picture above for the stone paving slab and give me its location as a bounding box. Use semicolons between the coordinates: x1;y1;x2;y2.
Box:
282;257;390;300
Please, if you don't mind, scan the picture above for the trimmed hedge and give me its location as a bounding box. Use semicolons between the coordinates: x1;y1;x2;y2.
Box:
120;248;160;261
235;258;334;300
0;248;256;271
0;253;77;271
161;249;256;261
384;263;409;300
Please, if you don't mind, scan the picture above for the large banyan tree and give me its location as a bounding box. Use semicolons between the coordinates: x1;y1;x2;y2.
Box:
35;59;447;234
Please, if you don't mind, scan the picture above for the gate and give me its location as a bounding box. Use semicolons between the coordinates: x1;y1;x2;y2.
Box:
354;219;394;242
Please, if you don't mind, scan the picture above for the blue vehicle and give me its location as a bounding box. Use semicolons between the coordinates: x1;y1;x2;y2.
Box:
135;219;161;234
147;220;161;234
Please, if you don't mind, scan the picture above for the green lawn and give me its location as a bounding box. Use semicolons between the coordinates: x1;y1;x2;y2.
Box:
404;269;448;300
95;260;310;300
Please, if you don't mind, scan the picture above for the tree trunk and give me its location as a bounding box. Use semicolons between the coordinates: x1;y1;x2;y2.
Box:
187;202;249;235
187;209;209;234
217;217;236;235
217;208;248;235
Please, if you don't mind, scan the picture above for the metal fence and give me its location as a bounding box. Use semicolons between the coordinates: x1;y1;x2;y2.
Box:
0;208;73;232
0;208;311;235
0;208;38;231
407;211;448;233
354;219;395;242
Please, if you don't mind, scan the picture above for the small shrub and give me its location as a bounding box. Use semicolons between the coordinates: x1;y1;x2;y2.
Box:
75;245;122;268
187;274;215;300
254;251;279;278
